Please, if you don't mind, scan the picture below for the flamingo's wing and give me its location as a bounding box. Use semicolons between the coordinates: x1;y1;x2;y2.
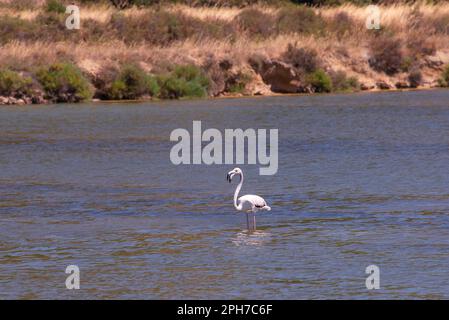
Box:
238;194;267;208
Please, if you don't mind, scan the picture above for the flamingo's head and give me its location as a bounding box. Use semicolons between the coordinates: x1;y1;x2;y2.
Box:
226;167;242;183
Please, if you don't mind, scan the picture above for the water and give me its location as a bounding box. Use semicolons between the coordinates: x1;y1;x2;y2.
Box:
1;90;449;299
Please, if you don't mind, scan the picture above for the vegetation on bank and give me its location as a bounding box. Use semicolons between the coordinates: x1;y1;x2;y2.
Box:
0;69;32;97
2;2;448;46
0;0;448;104
78;0;449;9
97;64;159;100
0;62;211;102
35;63;93;102
438;65;449;87
94;63;209;100
157;65;210;99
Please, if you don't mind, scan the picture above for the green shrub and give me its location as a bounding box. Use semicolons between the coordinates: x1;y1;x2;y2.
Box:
305;69;332;93
97;64;159;100
109;80;128;99
158;65;209;99
172;65;209;85
107;64;159;99
36;63;93;102
227;72;253;94
438;65;449;87
0;69;33;96
45;0;66;14
146;76;160;98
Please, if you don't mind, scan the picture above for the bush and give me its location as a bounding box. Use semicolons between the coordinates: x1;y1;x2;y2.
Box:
276;6;325;36
45;0;66;14
0;69;33;96
326;11;354;39
408;68;422;88
235;8;275;38
428;13;449;35
158;65;209;99
368;35;403;75
202;57;229;96
36;63;93;102
227;72;253;94
329;70;359;92
281;44;320;73
406;36;436;59
1;0;39;10
109;10;232;45
438;65;449;87
305;69;332;93
0;16;38;43
105;64;159;100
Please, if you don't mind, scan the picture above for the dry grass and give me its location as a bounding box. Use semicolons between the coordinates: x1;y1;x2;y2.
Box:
0;33;334;71
0;8;38;20
170;4;276;21
2;2;448;26
0;1;448;93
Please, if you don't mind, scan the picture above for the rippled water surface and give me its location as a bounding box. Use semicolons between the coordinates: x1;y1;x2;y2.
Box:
1;90;449;299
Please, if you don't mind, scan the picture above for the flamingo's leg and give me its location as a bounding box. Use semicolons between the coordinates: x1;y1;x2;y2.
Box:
246;212;249;230
253;213;256;230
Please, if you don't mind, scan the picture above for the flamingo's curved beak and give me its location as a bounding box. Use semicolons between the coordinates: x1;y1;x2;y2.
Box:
226;171;234;183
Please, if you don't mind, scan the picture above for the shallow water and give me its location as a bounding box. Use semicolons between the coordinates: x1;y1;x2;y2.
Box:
1;90;449;299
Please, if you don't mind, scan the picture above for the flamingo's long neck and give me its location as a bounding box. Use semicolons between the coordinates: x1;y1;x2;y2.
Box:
234;172;243;210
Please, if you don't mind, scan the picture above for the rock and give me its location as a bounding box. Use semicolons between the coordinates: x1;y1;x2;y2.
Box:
8;97;17;104
139;95;152;101
31;95;46;104
245;73;272;96
0;96;32;105
376;81;391;90
305;85;315;94
395;81;409;89
254;59;303;93
360;83;375;91
431;79;444;88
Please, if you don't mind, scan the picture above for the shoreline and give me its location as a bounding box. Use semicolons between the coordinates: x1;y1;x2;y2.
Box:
1;2;449;105
2;86;447;107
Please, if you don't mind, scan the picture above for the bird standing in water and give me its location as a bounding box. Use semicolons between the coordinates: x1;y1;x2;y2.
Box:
226;168;271;230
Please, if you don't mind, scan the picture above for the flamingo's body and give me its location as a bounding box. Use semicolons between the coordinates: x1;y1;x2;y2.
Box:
226;168;271;230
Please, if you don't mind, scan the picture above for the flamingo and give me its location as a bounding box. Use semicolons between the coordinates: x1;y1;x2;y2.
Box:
226;167;271;230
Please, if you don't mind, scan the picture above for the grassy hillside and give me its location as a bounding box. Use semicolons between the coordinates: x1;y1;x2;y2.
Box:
0;0;448;104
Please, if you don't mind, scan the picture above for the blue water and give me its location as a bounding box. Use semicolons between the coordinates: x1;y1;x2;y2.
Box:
1;89;449;299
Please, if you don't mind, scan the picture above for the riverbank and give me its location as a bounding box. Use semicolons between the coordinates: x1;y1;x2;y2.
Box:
1;1;449;105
